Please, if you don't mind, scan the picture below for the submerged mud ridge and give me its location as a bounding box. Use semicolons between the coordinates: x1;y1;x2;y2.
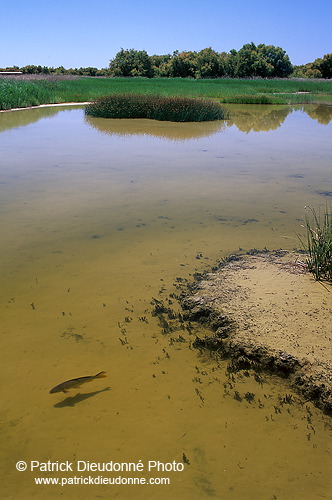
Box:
180;251;332;412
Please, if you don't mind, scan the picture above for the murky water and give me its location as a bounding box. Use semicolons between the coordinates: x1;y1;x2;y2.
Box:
1;104;331;499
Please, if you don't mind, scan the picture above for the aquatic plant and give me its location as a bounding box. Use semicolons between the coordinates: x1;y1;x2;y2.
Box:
221;94;277;104
220;93;315;105
85;94;227;122
298;205;332;283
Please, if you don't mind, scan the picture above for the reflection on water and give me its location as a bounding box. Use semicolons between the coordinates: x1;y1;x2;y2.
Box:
224;104;290;132
0;106;65;132
304;103;332;124
85;103;332;138
226;104;332;132
0;105;331;499
2;102;331;138
85;114;226;140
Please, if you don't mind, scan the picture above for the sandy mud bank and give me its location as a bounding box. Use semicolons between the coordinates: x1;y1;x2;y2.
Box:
181;251;331;411
0;102;90;113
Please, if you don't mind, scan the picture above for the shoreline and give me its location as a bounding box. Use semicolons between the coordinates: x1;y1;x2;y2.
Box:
1;100;331;116
181;250;332;412
0;102;91;113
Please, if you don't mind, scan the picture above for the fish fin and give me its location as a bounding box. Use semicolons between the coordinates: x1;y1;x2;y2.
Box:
62;389;69;393
95;371;107;378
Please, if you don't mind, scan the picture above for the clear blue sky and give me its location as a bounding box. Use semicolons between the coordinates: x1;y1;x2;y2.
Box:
2;0;331;69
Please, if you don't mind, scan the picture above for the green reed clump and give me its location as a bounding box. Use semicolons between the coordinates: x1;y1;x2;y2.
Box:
298;205;332;283
221;94;277;104
0;79;56;110
220;93;315;105
85;94;227;122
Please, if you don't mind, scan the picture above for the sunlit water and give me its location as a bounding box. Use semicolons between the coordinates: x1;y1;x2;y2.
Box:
1;104;331;499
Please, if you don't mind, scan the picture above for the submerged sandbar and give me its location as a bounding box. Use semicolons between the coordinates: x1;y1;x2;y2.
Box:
182;250;332;411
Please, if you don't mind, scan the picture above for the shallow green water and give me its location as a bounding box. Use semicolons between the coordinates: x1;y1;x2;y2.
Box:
0;104;331;499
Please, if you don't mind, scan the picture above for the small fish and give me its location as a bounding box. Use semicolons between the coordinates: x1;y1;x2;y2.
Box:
49;371;107;394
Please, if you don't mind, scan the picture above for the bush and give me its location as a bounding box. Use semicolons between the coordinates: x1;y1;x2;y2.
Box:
85;94;227;122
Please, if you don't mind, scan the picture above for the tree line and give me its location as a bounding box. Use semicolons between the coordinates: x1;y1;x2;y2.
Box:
109;44;294;78
2;43;331;79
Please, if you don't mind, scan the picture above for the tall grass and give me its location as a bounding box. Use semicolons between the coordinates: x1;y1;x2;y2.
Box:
220;93;315;105
298;206;332;283
85;94;227;122
1;77;332;110
0;79;56;110
45;77;332;103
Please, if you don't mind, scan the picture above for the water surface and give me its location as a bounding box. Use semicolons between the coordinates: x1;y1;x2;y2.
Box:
1;104;331;499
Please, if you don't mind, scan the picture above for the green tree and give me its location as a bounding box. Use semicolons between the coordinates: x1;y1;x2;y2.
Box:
109;49;154;77
292;53;332;79
21;65;44;74
234;43;272;77
170;51;198;78
55;66;66;75
292;62;322;78
196;48;221;78
131;50;154;77
82;67;99;76
317;53;332;78
151;54;172;77
234;43;292;78
109;48;135;76
257;44;293;77
221;50;237;77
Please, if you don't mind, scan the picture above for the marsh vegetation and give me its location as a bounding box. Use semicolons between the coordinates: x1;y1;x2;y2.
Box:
85;94;227;122
1;76;332;111
299;205;332;283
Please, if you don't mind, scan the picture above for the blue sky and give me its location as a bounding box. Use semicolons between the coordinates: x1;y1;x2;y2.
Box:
2;0;331;69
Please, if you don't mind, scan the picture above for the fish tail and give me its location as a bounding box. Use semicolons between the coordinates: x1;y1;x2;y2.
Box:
95;371;107;378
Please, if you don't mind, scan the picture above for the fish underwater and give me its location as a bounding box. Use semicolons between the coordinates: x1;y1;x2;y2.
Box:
49;371;107;394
